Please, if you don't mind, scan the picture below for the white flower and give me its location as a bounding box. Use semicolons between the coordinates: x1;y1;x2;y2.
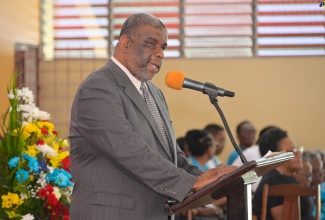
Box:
34;109;51;120
29;107;51;121
8;90;15;99
53;187;62;199
36;143;57;156
9;106;12;112
37;171;47;187
47;165;54;173
20;193;28;200
21;213;34;220
22;121;29;127
18;87;35;105
18;103;35;114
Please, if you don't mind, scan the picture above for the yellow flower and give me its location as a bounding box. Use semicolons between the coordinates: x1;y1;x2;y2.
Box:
47;142;69;168
11;194;22;205
37;121;54;131
45;133;56;145
11;129;19;136
1;195;12;208
36;121;56;144
24;144;38;157
1;193;23;209
59;139;69;151
22;123;41;139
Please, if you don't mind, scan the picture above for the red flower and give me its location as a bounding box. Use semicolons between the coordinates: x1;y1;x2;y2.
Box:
47;194;58;205
52;130;58;135
38;188;47;198
36;139;45;145
62;156;70;172
48;205;60;219
58;203;69;215
45;184;54;193
62;215;70;220
40;127;49;135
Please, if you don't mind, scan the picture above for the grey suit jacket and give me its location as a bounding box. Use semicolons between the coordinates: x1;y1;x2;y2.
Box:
69;60;202;220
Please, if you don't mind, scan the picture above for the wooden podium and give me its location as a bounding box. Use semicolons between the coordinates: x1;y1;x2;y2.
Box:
165;152;294;220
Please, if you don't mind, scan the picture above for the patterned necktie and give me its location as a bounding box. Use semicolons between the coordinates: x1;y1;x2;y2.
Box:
140;82;174;162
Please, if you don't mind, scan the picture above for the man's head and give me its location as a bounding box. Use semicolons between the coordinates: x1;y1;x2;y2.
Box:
303;151;323;187
256;125;279;145
185;129;215;159
204;123;226;155
177;137;191;158
295;160;313;187
114;13;168;82
259;128;302;174
236;121;256;149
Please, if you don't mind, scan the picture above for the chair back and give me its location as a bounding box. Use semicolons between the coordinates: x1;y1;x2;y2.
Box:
261;184;320;220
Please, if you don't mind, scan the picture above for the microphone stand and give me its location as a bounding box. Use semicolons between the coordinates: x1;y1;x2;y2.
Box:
204;86;248;164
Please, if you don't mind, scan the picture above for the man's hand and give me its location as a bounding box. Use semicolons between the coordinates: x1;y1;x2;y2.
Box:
192;165;237;192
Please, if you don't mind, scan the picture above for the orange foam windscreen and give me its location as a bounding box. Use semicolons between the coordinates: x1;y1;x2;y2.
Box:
165;71;186;90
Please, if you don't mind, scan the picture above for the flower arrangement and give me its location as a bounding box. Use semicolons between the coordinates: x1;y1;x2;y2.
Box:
0;74;72;220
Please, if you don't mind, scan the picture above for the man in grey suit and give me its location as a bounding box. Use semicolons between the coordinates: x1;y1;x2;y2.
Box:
69;13;235;220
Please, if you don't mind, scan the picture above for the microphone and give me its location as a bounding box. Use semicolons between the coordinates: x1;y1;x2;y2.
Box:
165;71;235;97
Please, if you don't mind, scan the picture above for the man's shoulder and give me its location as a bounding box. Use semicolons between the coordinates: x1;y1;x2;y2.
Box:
146;80;160;91
242;145;261;159
80;62;121;88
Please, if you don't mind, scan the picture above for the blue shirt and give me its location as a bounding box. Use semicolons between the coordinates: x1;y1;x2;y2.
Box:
189;156;210;172
226;149;242;165
321;182;325;220
313;182;325;219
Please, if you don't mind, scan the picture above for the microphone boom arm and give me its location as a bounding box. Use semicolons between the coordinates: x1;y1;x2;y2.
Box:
207;92;248;164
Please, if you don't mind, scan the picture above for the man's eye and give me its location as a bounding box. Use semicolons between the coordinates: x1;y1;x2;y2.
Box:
162;46;166;51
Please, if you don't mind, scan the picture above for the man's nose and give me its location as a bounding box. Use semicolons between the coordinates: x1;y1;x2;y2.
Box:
154;47;164;59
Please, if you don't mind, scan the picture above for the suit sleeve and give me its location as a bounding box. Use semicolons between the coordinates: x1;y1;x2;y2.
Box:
76;77;198;202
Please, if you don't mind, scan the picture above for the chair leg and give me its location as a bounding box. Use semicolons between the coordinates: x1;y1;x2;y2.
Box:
187;210;192;220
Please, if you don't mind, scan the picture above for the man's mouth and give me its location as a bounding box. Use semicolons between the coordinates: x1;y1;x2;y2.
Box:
148;62;160;73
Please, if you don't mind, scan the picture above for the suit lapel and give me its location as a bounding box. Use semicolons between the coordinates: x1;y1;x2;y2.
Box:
105;61;171;159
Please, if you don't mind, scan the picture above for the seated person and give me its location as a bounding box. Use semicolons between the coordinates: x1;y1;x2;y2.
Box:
177;136;191;158
304;150;325;219
186;129;216;172
232;125;279;193
315;150;325;220
226;120;256;165
204;123;226;168
295;156;313;188
252;128;314;220
304;151;324;188
176;129;223;220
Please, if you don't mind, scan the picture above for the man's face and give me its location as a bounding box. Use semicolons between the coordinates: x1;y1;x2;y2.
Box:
295;161;312;187
238;123;256;148
310;157;323;187
278;137;302;173
124;25;168;82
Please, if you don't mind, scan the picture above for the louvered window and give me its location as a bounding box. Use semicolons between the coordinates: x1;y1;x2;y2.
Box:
257;0;325;56
41;0;325;59
42;0;109;59
112;0;181;57
184;0;254;58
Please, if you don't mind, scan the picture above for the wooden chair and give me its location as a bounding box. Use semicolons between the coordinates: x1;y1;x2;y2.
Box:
261;184;320;220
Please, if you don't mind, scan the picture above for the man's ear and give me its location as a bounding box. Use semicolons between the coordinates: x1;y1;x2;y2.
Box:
119;35;131;53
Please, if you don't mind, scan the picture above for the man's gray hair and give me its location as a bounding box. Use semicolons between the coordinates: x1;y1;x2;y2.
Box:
118;13;167;39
